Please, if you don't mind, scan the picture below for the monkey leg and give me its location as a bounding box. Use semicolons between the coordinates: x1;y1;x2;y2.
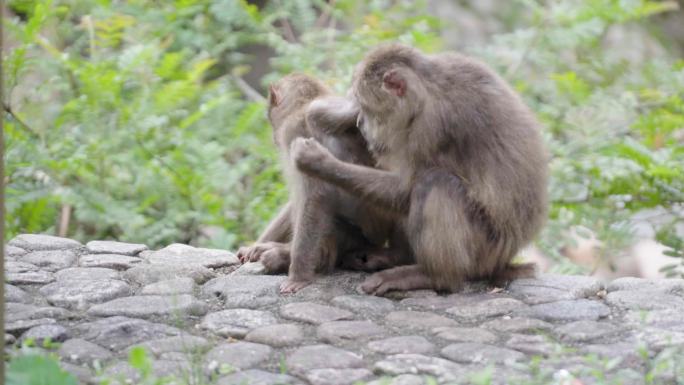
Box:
360;265;432;295
281;187;338;294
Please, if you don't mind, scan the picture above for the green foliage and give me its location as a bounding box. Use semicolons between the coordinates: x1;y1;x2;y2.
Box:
6;353;78;385
4;0;683;275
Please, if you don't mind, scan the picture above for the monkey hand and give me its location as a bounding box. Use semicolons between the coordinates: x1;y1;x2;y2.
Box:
279;277;312;294
291;137;334;172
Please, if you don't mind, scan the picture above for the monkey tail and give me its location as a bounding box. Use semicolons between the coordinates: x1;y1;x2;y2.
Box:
490;262;536;288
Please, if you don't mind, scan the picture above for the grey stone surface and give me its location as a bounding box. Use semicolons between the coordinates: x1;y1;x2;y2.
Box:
317;320;385;344
7;234;684;385
441;342;525;364
21;250;78;271
286;345;364;376
20;323;69;344
385;311;458;329
232;261;267;275
507;274;605;304
201;275;284;308
86;240;148;255
200;309;278;338
373;354;466;383
74;316;181;350
124;263;215;285
88;294;208;318
520;299;611;322
6;245;28;257
39;279;132;310
607;277;684;294
5;284;32;303
280;302;353;324
6;270;55;285
9;234;82;251
55;267;120;281
217;369;301;385
433;326;498;343
59;338;113;364
305;368;373;385
142;243;238;268
128;335;210;356
245;324;304;347
79;253;143;270
446;297;526;320
505;333;559;356
555;320;620;342
141;277;196;295
205;342;272;371
481;317;553;334
605;290;684;310
331;294;395;314
367;336;435;354
6;303;72;323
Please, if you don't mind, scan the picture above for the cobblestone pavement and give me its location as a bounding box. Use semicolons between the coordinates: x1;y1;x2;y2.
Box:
5;234;684;384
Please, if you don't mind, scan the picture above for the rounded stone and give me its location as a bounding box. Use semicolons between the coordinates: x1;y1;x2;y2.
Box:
446;298;526;319
200;309;278;338
127;335;211;356
373;354;465;383
9;234;82;251
433;327;498;343
6;270;55;285
74;316;181;351
507;274;605;304
59;338;113;364
481;317;552;334
22;250;78;272
142;243;238;268
317;320;386;344
205;342;272;372
5;284;32;303
520;299;610;322
217;369;301;385
385;311;458;329
441;342;525;364
87;294;208;318
286;345;364;376
245;324;304;347
605;290;684;311
141;277;196;295
367;374;426;385
555;320;620;342
607;277;684;294
505;334;559;356
55;267;120;281
123;264;215;285
39;279;132;310
331;295;395;314
305;368;373;385
79;254;143;271
280;302;353;324
86;240;148;256
20;324;69;344
367;336;435;354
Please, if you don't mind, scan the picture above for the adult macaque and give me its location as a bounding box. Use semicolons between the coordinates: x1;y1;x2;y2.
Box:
291;44;548;295
236;74;399;293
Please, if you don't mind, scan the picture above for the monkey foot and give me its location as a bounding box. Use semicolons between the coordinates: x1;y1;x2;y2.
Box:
360;265;433;296
279;278;312;294
236;242;286;264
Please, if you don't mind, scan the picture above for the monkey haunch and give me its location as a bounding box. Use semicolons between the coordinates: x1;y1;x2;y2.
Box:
292;44;548;295
237;73;398;293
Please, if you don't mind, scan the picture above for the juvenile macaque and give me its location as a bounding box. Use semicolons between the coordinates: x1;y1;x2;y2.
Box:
292;44;548;295
237;74;400;293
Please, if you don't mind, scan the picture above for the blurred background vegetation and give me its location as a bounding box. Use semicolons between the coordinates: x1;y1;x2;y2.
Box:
3;0;683;277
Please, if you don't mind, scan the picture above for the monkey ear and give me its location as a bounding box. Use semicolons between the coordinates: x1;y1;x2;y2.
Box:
268;84;281;107
382;69;406;97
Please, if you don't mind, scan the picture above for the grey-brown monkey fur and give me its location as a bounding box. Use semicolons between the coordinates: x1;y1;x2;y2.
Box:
236;73;398;293
291;44;548;295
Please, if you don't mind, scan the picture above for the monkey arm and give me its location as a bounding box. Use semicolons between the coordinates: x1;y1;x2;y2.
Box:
256;202;292;243
306;96;360;135
292;138;410;215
